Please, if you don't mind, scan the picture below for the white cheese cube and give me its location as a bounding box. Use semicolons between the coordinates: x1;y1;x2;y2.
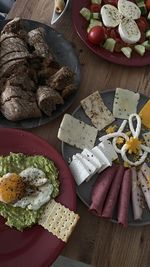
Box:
81;148;102;172
74;153;97;181
69;158;91;185
98;140;118;161
92;146;112;172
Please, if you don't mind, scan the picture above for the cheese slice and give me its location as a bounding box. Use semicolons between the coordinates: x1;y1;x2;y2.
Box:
81;91;115;131
92;146;112;172
69;158;91;185
113;88;140;119
98;140;118;161
57;114;98;149
142;132;150;147
101;4;122;28
118;18;141;44
73;154;97;181
139;100;150;129
81;148;103;172
118;0;141;20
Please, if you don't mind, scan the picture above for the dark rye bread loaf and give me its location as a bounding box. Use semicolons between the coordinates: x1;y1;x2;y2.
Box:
36;86;64;116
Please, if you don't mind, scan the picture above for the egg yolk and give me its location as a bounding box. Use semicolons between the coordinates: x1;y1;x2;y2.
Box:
0;173;25;204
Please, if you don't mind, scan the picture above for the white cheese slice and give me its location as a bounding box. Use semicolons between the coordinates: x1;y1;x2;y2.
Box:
73;153;97;181
113;88;140;119
92;146;112;172
81;148;103;172
80;91;115;131
98;140;118;161
118;0;141;20
101;4;122;28
57;114;98;150
69;158;91;185
118;18;141;44
142;132;150;147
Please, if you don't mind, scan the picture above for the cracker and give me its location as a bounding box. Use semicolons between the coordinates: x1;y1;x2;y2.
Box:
80;91;115;131
38;200;79;242
113;88;140;119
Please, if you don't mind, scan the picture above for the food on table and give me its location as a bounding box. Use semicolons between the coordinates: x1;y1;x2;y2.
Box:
0;153;59;230
113;88;140;119
139;100;150;129
80;0;150;58
59;88;150;224
89;165;118;216
54;0;65;14
0;18;76;121
142;131;150;146
102;165;125;218
57;114;98;150
39;199;79;242
131;167;144;220
80;91;115;130
117;168;132;226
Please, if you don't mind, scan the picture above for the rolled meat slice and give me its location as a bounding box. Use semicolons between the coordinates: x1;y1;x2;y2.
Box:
89;165;118;216
102;165;125;218
117;168;132;226
131;167;143;220
138;170;150;210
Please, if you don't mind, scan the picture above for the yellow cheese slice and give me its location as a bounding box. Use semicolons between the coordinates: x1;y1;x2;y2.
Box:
139;100;150;129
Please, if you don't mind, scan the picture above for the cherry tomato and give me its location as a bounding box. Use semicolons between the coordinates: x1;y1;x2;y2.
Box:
146;0;150;11
88;26;105;45
90;4;101;12
103;0;118;6
136;17;149;32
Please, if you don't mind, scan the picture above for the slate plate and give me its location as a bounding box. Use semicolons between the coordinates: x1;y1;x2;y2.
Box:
62;90;150;226
0;19;80;129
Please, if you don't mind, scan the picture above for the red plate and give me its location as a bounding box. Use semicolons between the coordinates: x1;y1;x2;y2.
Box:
72;0;150;66
0;128;76;267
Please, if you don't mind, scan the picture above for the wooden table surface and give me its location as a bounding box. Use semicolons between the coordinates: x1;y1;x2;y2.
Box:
6;1;150;267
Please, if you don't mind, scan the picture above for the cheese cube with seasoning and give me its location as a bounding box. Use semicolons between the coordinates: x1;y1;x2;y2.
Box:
139;100;150;129
142;132;150;147
73;154;97;181
92;146;112;172
81;148;103;172
113;88;140;119
80;91;115;131
57;114;98;149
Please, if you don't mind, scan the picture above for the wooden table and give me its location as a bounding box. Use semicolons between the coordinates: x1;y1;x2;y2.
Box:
6;1;150;267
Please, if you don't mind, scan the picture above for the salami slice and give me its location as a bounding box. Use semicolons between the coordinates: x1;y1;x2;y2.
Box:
131;167;143;220
118;168;132;226
102;165;125;218
89;165;118;216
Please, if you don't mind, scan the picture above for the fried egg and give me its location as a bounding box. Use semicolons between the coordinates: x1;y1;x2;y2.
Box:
0;167;53;210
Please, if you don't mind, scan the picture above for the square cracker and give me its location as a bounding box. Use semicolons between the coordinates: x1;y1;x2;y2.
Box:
38;200;79;242
113;88;140;119
80;91;115;131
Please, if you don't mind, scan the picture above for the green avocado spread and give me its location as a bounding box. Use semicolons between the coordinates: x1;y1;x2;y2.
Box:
0;153;59;230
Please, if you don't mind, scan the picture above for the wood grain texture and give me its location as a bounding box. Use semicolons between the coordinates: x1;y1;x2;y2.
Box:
7;1;150;267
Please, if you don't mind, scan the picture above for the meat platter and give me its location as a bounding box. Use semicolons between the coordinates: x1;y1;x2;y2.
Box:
0;18;80;128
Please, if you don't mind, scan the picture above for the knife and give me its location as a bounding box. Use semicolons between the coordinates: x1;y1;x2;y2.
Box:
51;0;70;25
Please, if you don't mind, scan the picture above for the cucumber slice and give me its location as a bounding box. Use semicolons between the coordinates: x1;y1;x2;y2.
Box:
147;11;150;21
134;44;145;56
146;29;150;38
91;0;102;4
135;0;147;15
80;7;91;21
92;12;100;20
87;19;102;33
142;40;150;50
103;38;116;52
121;47;132;58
